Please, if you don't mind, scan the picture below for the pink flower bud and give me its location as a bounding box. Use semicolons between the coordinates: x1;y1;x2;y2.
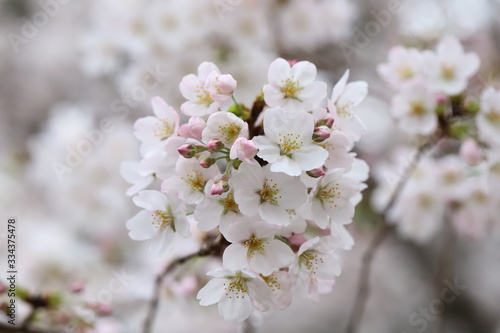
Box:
199;157;216;168
460;139;483;166
206;138;225;152
186;116;206;140
178;124;191;138
288;59;298;66
215;74;237;95
210;180;229;195
288;233;307;249
69;281;85;293
178;143;205;158
316;115;335;128
313;126;331;142
306;167;326;178
207;73;237;103
230;138;259;164
97;304;113;316
435;93;448;105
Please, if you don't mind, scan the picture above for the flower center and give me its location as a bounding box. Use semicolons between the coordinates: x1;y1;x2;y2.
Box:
486;111;500;124
299;249;323;274
441;64;455;80
337;102;354;118
154;118;174;140
261;273;281;292
281;78;303;100
410;102;426;116
219;191;240;215
224;275;249;299
278;133;302;155
317;183;341;208
218;123;241;145
244;235;268;258
181;170;205;192
398;64;415;79
258;178;281;204
196;87;214;106
151;207;174;231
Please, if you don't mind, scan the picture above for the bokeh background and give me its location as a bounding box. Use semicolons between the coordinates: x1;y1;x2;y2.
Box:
1;0;500;332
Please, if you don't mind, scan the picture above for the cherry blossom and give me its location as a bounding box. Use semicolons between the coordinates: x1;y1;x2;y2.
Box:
477;87;500;146
253;107;328;176
263;58;327;112
197;269;272;323
126;190;190;255
133;96;179;155
233;163;308;226
422;36;480;96
328;70;368;143
223;219;295;275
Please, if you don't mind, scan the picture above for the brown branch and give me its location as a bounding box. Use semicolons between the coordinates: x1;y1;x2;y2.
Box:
142;234;229;333
346;131;443;333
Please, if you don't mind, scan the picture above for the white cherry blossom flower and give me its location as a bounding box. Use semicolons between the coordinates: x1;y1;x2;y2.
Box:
306;169;360;229
291;236;342;281
233;163;308;226
391;83;437;135
477;87;500;146
422;36;480;96
377;46;424;89
194;184;244;236
133;96;179;155
260;270;292;310
197;270;272;323
328;70;368;143
253;107;328;176
263;58;327;112
202;111;249;147
126;190;190;255
180;62;223;117
223;219;295;275
161;156;220;204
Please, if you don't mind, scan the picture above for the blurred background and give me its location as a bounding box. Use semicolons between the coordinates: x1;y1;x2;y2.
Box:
0;0;500;332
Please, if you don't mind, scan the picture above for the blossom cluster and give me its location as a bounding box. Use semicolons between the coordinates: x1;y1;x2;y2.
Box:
374;36;500;243
122;58;368;322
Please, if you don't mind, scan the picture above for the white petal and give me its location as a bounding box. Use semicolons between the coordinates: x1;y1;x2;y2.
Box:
293;144;328;171
223;243;249;270
270;156;302;176
194;198;223;231
133;190;167;211
250;252;275;276
267;58;291;84
265;240;295;268
126;210;157;241
197;278;226;306
149;229;175;256
218;293;253;323
259;204;290;226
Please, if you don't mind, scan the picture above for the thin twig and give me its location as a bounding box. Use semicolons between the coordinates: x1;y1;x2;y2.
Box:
142;234;229;333
346;131;443;333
